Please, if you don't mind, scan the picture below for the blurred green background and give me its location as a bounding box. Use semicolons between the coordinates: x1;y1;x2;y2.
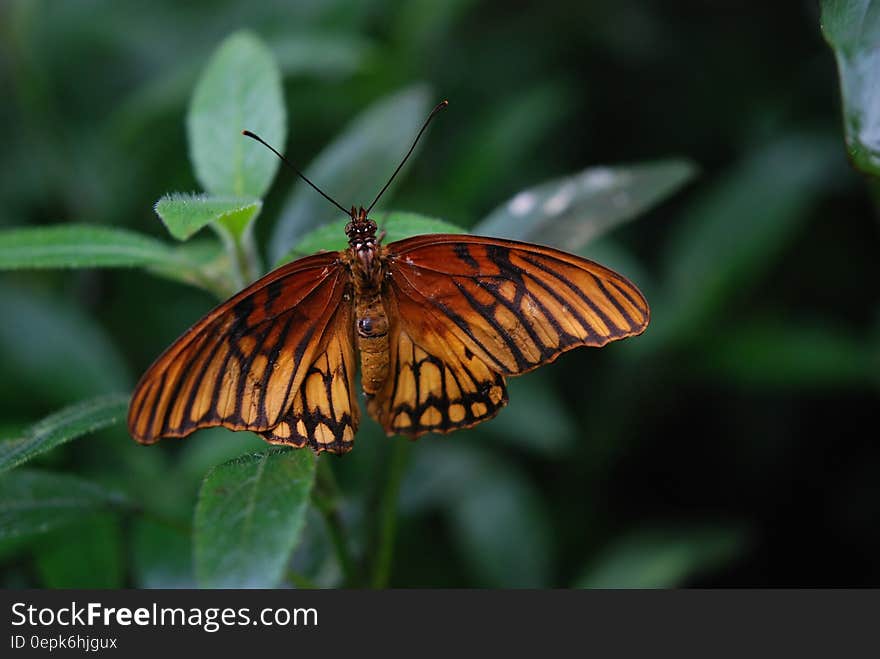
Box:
1;0;879;588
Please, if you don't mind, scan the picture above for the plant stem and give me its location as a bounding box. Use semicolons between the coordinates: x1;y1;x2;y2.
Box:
314;459;358;587
235;222;263;283
214;222;263;289
371;440;411;589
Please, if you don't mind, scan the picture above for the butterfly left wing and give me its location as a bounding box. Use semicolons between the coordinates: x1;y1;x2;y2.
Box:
259;301;360;454
127;251;350;444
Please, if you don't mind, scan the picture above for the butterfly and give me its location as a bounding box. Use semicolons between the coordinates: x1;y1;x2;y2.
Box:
127;101;650;454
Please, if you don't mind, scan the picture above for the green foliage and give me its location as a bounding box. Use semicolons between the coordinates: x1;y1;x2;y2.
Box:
131;518;195;589
35;515;124;589
0;470;127;551
0;286;131;403
647;136;844;350
194;449;315;588
821;0;880;176
0;394;129;473
703;320;878;390
476;159;697;252
187;31;286;199
479;374;578;457
154;194;262;242
0;5;876;589
574;526;747;589
0;225;177;269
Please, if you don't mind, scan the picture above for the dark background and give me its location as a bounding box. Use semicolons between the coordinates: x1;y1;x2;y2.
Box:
1;0;878;587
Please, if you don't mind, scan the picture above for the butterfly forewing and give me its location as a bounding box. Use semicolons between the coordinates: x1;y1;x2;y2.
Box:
383;234;650;378
127;251;349;443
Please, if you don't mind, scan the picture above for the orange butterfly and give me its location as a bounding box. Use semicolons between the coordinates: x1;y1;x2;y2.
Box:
128;101;650;454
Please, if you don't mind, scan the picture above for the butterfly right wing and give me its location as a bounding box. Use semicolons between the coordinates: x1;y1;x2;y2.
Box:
366;280;509;438
384;234;649;376
128;251;350;444
367;233;649;438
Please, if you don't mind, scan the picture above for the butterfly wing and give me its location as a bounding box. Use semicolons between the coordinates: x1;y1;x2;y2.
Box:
258;300;360;454
387;234;649;375
367;234;649;437
366;283;509;437
128;251;353;445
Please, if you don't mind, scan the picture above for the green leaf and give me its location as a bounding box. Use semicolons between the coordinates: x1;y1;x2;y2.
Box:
400;444;553;587
700;320;877;390
194;448;316;588
475;159;696;252
0;224;177;269
647;135;844;350
112;34;372;139
277;211;465;264
0;224;227;293
270;85;431;263
0;394;129;473
0;469;128;551
574;525;747;588
187;30;286;198
821;0;880;176
0;284;131;403
35;514;123;588
132;518;195;589
154;193;262;241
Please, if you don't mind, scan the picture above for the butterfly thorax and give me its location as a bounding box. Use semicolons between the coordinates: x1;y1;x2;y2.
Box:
345;206;390;395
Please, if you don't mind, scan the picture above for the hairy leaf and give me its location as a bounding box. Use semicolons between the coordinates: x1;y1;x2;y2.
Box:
0;225;177;269
0;394;129;473
187;31;286;198
194;449;316;588
154;193;262;241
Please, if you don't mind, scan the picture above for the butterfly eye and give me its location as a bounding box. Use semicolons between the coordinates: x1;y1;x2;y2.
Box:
344;222;353;235
358;317;374;335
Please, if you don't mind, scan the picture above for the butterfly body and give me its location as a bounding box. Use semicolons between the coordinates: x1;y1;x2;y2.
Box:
128;205;650;455
346;206;391;395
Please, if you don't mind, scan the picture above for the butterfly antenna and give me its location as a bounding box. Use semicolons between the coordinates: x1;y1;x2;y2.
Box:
366;99;448;215
241;130;349;215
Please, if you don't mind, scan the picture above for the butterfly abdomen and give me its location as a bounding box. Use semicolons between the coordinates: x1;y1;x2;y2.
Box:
349;232;389;396
355;288;390;395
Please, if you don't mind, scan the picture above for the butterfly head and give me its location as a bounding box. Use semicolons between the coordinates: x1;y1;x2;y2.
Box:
345;206;378;245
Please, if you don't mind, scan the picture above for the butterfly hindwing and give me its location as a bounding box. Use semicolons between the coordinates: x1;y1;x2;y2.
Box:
127;252;348;444
384;234;650;377
367;282;508;437
259;301;360;454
